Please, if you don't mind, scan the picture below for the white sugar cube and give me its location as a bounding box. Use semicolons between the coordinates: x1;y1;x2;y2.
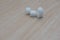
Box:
25;7;31;15
30;10;37;17
37;7;44;18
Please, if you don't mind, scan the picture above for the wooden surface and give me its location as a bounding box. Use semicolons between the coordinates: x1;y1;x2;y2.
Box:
0;0;60;40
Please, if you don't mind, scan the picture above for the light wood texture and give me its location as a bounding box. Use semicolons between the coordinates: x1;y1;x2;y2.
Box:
0;0;60;40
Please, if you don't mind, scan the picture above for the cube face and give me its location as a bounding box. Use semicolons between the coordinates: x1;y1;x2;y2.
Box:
26;7;31;11
37;7;44;13
37;7;44;18
25;7;31;14
30;10;37;17
37;13;43;18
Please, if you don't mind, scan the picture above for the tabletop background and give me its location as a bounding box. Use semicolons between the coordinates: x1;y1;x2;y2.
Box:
0;0;60;40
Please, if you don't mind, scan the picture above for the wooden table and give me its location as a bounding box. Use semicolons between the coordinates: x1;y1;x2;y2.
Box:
0;0;60;40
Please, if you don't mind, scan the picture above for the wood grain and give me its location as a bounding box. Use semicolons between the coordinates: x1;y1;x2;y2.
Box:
0;0;60;40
